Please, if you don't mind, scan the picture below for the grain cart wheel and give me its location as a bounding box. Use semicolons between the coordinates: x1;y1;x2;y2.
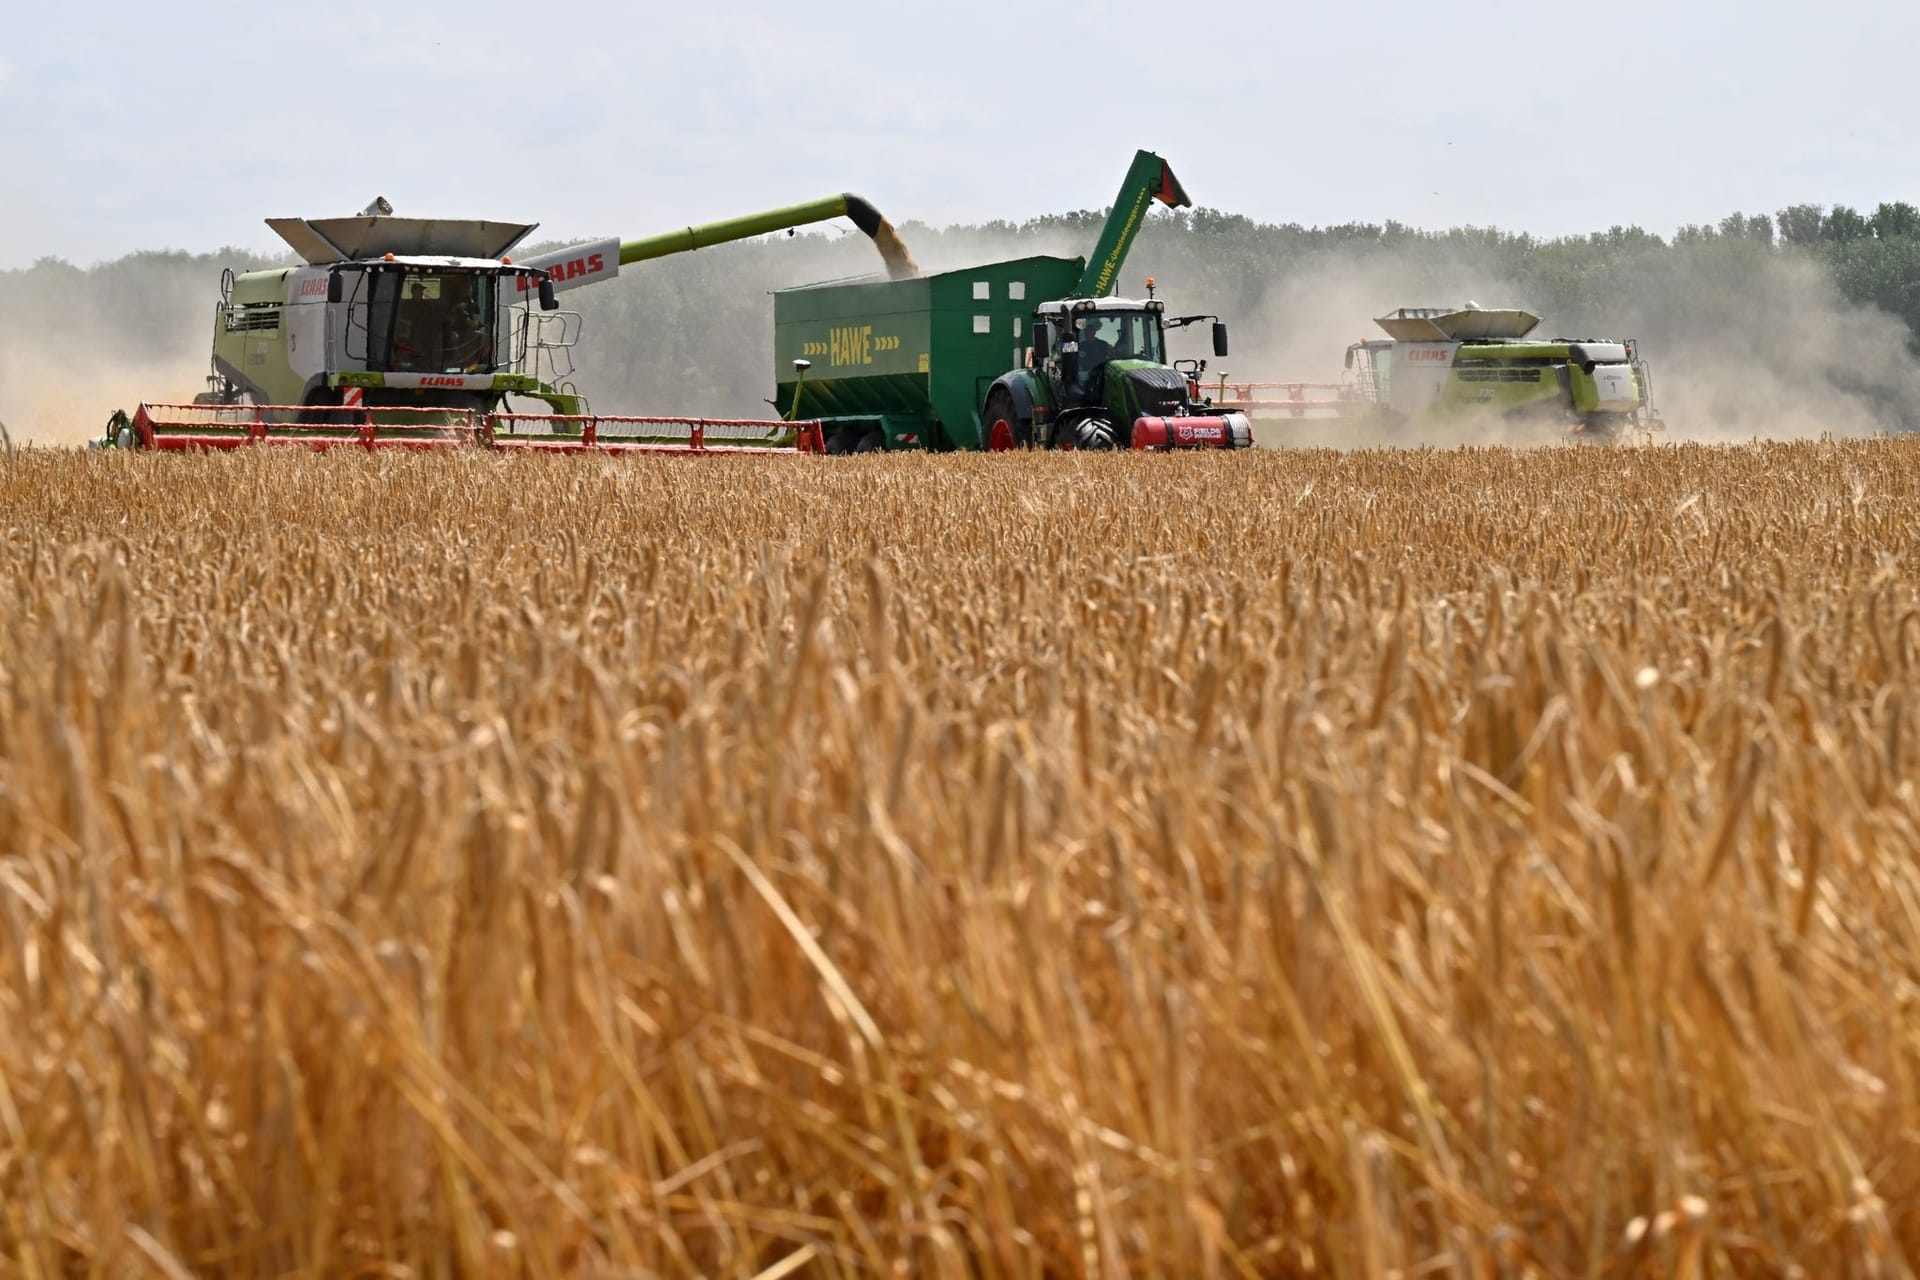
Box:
824;428;858;456
982;388;1027;451
853;427;886;454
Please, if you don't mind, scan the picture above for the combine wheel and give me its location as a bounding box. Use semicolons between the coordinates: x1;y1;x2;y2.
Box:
298;387;345;426
982;389;1028;451
99;409;136;451
1578;412;1632;445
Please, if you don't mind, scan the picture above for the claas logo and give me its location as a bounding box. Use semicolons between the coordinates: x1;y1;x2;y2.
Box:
515;253;606;290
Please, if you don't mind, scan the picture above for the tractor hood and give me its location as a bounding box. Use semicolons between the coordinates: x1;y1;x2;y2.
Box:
1105;362;1190;421
267;215;538;265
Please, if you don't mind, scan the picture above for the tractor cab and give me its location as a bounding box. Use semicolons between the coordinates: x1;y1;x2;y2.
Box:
992;292;1240;450
1034;298;1168;406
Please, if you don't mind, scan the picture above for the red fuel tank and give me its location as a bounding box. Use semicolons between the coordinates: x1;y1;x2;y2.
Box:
1130;414;1255;450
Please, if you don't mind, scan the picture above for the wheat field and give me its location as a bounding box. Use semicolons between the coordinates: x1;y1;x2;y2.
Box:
2;442;1919;1277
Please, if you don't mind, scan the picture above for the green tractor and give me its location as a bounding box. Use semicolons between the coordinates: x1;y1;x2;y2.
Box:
987;290;1244;451
982;150;1248;451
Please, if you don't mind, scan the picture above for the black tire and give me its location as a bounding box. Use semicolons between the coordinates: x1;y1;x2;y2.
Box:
1074;417;1120;451
982;387;1028;451
824;428;858;456
1577;412;1630;444
297;387;345;426
853;428;886;454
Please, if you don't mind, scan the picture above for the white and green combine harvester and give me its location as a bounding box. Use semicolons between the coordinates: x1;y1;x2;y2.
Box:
102;194;913;453
1339;306;1666;441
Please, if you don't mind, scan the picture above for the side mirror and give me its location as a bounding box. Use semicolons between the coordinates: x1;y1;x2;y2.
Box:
1344;347;1355;370
1031;322;1051;361
538;276;558;311
1212;322;1230;358
326;271;344;304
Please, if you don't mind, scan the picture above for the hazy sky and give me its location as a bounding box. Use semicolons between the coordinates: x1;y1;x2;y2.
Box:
4;0;1915;269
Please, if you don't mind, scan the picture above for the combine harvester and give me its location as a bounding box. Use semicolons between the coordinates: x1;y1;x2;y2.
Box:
775;149;1254;453
1220;305;1665;444
100;194;917;454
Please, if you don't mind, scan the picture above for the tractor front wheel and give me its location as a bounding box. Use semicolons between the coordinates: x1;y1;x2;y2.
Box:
982;389;1027;452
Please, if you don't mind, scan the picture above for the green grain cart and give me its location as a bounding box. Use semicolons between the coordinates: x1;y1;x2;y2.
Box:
775;151;1254;453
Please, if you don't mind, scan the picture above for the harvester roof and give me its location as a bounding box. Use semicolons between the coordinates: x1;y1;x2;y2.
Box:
1374;307;1541;342
1038;297;1166;315
266;215;538;265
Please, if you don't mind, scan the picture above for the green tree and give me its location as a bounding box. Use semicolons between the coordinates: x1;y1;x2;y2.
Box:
1872;201;1920;242
1777;204;1826;247
1825;205;1872;243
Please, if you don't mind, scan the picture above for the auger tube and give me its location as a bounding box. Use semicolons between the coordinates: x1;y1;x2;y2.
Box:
616;194;895;267
524;193;914;294
1076;150;1191;298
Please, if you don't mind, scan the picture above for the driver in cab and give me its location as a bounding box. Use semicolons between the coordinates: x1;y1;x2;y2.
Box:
1072;314;1132;394
441;277;492;372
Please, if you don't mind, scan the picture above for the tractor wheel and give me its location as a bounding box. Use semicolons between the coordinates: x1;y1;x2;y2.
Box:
982;389;1027;451
853;428;886;454
1074;418;1120;451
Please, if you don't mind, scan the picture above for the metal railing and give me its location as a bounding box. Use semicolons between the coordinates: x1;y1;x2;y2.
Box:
1203;379;1371;418
126;404;825;455
487;413;824;454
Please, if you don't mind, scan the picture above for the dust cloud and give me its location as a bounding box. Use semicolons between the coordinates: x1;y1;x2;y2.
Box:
1;350;209;447
1214;237;1920;447
0;251;228;446
1570;246;1920;442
